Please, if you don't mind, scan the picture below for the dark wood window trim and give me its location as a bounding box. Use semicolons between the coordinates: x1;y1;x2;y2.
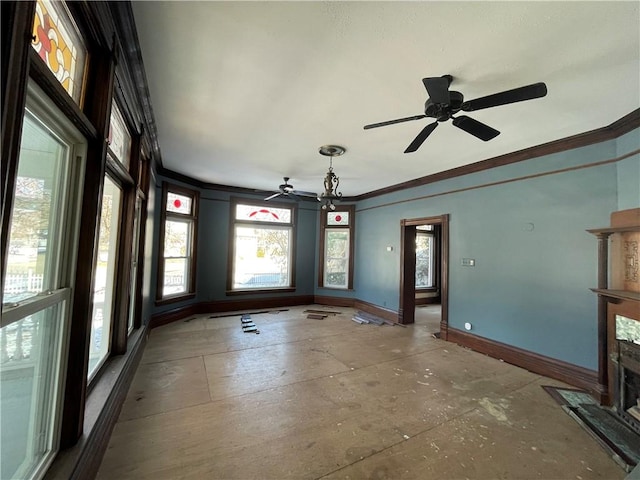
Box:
318;204;355;290
2;1;156;474
227;196;298;294
156;182;200;305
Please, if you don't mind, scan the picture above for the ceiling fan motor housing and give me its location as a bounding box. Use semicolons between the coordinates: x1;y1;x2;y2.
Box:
425;91;464;121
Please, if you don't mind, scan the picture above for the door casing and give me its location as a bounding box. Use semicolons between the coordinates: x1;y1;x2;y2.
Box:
398;214;449;338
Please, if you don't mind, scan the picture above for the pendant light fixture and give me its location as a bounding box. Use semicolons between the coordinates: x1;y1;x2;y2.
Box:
318;145;345;210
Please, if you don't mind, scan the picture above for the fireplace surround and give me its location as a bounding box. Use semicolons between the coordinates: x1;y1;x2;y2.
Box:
589;208;640;433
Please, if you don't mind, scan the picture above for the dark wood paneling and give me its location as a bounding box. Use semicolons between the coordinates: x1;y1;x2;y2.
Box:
446;328;599;394
61;44;116;448
149;295;316;329
149;304;198;330
398;222;416;324
352;298;400;323
415;297;441;306
313;295;355;308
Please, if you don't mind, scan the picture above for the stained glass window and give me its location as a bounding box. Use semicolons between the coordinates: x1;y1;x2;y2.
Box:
32;0;87;103
166;192;192;215
235;204;291;223
327;211;349;226
108;103;131;168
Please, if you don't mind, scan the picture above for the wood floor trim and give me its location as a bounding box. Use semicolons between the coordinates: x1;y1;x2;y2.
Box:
446;328;599;393
149;295;316;329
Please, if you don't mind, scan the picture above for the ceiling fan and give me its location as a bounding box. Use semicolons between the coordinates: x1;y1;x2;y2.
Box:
364;75;547;153
264;177;318;201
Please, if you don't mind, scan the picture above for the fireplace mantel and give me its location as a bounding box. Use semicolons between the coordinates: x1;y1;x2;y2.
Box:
588;208;640;405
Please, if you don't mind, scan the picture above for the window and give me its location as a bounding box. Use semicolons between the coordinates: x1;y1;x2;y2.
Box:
416;225;436;288
31;0;87;104
127;194;143;333
1;83;86;480
157;184;199;302
87;174;122;379
319;205;354;289
108;101;131;169
229;199;296;291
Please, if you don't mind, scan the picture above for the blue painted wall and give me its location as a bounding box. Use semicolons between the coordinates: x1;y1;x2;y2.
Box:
146;126;638;370
616;129;640;210
350;137;627;370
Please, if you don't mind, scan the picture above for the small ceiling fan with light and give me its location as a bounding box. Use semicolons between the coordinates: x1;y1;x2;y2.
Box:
364;75;548;153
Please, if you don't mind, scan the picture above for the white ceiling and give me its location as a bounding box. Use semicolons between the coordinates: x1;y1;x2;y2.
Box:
131;1;640;197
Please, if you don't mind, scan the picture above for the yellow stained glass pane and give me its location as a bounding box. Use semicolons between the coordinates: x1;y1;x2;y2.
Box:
31;0;87;104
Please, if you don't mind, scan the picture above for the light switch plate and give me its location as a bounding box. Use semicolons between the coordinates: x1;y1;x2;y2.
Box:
461;258;476;266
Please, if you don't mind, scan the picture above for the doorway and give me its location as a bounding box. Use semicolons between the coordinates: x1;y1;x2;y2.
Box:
398;214;449;339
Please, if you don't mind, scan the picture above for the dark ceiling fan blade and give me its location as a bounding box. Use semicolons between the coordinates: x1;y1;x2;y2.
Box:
452;115;500;141
461;82;547;112
423;76;451;105
264;192;282;201
286;192;300;201
291;189;318;198
404;121;438;153
364;115;427;130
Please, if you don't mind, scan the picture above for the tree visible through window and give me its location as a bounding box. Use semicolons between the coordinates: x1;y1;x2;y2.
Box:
229;200;295;291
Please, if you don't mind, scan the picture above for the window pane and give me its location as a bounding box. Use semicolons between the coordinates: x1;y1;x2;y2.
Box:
324;230;349;288
327;211;349;226
235;204;291;223
108;103;131;168
163;258;188;296
5;111;68;304
88;177;122;379
164;220;190;257
31;0;86;103
233;226;291;288
416;233;433;288
166;192;192;215
162;219;191;296
1;302;66;480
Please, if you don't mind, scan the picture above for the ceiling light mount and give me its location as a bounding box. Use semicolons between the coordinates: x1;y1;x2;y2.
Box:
318;145;345;210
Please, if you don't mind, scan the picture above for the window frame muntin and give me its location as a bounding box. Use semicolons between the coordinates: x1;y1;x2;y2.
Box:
318;204;355;290
227;197;297;294
156;182;199;305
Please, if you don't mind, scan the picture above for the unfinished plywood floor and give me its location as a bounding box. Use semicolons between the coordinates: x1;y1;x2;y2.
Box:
96;305;624;480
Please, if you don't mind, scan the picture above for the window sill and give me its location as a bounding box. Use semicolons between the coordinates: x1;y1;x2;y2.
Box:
155;292;196;306
226;287;296;296
416;287;438;292
318;286;354;291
